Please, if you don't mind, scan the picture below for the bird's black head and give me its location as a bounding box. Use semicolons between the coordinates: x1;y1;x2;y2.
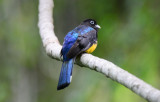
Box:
81;19;101;30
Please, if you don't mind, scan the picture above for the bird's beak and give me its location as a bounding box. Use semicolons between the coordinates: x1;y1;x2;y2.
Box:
95;24;101;29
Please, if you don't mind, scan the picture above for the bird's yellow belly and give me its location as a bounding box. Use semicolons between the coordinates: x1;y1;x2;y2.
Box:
85;43;97;53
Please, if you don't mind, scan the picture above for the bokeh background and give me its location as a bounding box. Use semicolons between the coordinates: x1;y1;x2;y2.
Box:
0;0;160;102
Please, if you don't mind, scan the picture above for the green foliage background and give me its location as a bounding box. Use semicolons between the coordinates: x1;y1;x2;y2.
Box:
0;0;160;102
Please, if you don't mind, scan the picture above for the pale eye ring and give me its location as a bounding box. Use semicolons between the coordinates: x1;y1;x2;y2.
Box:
90;21;94;25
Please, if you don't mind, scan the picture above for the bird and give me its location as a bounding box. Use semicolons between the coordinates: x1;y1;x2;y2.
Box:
57;19;101;90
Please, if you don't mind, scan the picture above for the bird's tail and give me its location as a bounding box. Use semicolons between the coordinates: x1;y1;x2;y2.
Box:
57;59;74;90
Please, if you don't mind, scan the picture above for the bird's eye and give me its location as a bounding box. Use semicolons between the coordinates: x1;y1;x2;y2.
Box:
90;21;94;25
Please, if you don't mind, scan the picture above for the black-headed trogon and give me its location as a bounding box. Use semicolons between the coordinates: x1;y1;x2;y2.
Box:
57;19;101;90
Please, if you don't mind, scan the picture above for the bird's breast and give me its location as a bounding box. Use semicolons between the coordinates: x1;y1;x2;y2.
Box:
85;42;97;53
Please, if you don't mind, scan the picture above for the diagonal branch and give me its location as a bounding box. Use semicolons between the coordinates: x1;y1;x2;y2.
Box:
38;0;160;102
